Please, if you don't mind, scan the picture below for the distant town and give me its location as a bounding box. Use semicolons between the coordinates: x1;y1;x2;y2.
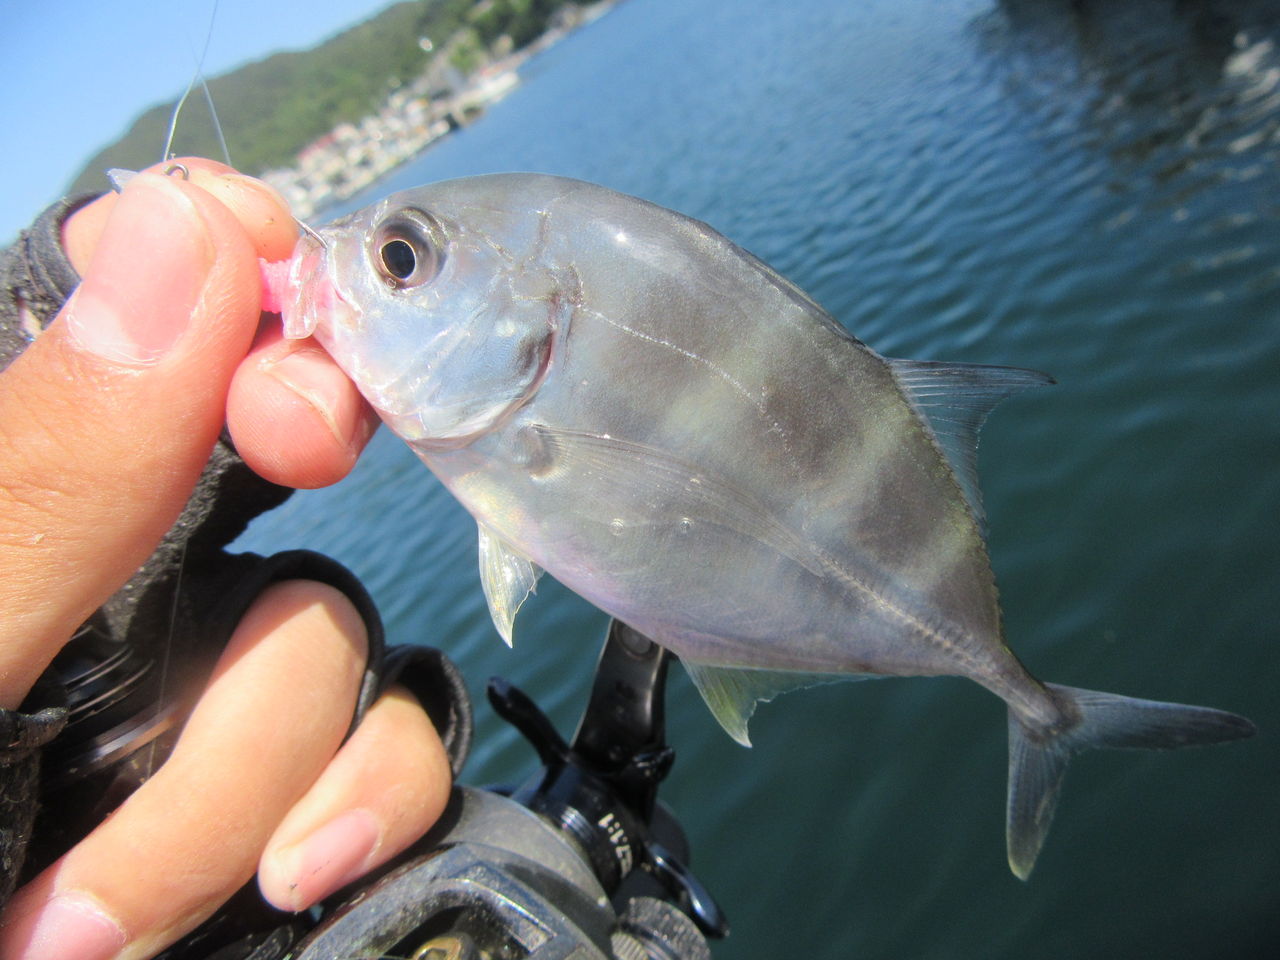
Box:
262;0;617;219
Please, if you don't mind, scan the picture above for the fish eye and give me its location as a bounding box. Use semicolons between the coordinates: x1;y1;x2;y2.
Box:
370;209;445;289
381;239;416;279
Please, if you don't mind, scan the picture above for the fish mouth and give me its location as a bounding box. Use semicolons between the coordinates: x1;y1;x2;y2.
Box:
280;233;356;342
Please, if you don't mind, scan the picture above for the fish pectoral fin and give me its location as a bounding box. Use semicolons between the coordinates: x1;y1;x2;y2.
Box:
885;358;1054;533
525;425;828;577
477;522;542;647
683;660;850;747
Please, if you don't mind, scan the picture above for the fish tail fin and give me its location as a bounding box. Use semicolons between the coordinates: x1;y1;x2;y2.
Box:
1005;682;1255;880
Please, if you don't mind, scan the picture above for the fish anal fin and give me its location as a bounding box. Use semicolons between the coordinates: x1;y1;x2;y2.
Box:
477;522;542;647
683;660;856;747
886;358;1054;531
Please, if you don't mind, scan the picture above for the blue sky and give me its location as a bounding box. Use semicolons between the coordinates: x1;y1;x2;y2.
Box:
0;0;400;244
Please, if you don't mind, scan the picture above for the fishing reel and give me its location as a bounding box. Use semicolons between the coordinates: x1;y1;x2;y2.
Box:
288;618;727;960
30;604;726;960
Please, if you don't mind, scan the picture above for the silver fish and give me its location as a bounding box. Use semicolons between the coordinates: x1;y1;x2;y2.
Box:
279;173;1254;878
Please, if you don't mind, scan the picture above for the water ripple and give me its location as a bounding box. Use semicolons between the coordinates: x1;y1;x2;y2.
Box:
237;2;1280;957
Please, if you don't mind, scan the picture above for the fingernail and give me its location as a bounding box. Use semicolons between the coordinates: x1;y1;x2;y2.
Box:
263;344;363;449
6;893;126;960
66;173;214;365
267;808;380;911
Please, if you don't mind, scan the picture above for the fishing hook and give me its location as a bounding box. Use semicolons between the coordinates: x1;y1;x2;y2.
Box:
296;217;328;248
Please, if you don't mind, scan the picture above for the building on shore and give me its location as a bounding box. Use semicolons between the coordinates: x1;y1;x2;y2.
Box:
263;0;618;219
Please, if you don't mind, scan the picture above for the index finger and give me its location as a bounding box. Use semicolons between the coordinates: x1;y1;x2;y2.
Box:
62;158;297;272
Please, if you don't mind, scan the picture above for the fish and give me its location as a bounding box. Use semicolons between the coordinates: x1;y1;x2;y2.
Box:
273;173;1256;879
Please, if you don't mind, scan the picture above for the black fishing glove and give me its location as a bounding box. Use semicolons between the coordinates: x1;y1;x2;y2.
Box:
0;195;472;918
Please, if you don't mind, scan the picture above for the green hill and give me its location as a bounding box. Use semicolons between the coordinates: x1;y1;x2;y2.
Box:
69;0;585;194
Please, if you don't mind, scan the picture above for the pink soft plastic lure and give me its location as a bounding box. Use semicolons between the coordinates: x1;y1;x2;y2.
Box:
258;258;291;313
259;251;341;338
259;258;292;314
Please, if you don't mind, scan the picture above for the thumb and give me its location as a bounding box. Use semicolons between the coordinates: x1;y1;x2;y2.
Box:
0;171;263;706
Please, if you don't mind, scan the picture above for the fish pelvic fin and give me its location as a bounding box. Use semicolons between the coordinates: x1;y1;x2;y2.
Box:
477;522;541;647
1006;682;1255;880
684;661;863;747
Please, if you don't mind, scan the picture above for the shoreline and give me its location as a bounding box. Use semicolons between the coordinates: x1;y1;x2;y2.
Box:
261;0;619;220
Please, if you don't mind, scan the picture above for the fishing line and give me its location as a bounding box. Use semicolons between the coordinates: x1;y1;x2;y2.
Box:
140;5;226;786
142;537;186;783
199;74;232;166
162;0;229;165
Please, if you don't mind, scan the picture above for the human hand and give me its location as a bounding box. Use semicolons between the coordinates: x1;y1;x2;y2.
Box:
0;160;452;959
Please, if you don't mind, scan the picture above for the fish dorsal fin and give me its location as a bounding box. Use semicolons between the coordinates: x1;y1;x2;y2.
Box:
886;358;1054;532
683;660;861;747
477;522;542;646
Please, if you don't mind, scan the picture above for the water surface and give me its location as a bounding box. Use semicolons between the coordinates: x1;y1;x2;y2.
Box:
238;0;1280;956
